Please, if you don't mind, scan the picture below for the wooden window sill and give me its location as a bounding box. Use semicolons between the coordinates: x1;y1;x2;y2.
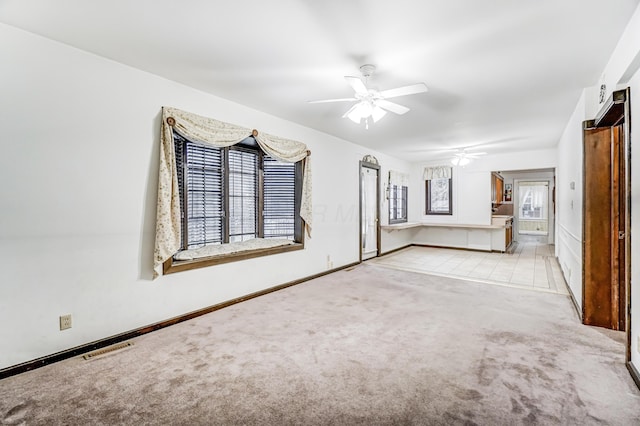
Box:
163;242;304;275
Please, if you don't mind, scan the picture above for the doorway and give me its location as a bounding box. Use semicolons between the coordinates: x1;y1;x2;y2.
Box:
517;181;549;236
582;89;630;348
360;158;380;261
497;169;555;245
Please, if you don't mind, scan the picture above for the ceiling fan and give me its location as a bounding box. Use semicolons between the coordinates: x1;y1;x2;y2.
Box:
309;64;428;129
450;148;487;166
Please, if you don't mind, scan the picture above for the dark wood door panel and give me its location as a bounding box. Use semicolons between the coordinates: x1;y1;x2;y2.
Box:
583;127;613;328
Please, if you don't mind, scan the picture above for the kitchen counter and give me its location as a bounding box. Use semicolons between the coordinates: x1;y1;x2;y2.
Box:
381;221;504;231
381;217;514;252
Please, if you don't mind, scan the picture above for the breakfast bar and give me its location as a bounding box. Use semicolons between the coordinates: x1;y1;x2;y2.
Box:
381;215;514;252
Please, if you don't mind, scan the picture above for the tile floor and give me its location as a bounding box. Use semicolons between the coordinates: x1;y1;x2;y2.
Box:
369;235;569;295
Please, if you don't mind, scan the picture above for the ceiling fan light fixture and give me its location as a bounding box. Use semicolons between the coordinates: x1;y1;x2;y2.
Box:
451;156;471;166
346;101;375;124
347;109;362;123
371;105;387;123
358;101;373;117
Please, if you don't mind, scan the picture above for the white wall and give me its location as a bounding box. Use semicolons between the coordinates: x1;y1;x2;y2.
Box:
598;4;640;105
0;23;413;369
556;91;586;309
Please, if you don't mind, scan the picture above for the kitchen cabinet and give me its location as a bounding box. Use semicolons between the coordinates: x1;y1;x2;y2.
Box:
491;172;504;204
491;215;513;252
505;217;513;248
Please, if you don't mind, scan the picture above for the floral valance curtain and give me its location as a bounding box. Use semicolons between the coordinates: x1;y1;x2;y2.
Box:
423;166;452;180
154;106;312;278
389;170;409;187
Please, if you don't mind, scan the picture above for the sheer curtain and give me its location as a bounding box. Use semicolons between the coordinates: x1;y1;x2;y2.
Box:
517;181;548;234
154;107;312;278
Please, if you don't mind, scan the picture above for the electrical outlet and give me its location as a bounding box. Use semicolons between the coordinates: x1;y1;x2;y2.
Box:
637;336;640;354
326;255;331;269
59;314;72;331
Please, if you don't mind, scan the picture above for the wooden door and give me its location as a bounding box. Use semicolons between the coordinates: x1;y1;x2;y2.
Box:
582;122;626;331
583;127;615;328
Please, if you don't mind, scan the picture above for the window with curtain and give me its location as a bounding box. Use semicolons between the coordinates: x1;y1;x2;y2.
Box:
388;170;408;224
174;131;299;251
517;181;549;235
519;181;548;220
154;107;312;278
424;166;452;215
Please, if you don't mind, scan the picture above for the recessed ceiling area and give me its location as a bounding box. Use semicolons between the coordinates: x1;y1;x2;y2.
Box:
1;0;637;161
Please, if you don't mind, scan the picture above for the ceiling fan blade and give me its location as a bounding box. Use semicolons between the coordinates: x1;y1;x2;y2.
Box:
378;83;428;99
308;98;357;104
376;99;410;115
345;76;368;95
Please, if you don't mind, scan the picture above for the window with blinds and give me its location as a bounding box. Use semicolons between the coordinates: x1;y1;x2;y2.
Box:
174;131;301;251
175;133;224;249
389;184;408;224
263;156;295;239
228;149;258;243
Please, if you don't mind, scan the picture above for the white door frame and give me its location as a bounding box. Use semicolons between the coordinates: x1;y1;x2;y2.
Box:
513;177;555;244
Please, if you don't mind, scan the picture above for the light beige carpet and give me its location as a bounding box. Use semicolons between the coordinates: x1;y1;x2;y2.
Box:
1;264;639;425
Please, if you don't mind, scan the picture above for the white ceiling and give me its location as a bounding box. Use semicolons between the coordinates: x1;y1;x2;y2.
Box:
1;0;638;161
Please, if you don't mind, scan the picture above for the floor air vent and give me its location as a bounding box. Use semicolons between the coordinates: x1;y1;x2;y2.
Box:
83;342;134;360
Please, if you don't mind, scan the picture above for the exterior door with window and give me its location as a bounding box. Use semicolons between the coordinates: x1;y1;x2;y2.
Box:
517;181;549;235
360;161;380;261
